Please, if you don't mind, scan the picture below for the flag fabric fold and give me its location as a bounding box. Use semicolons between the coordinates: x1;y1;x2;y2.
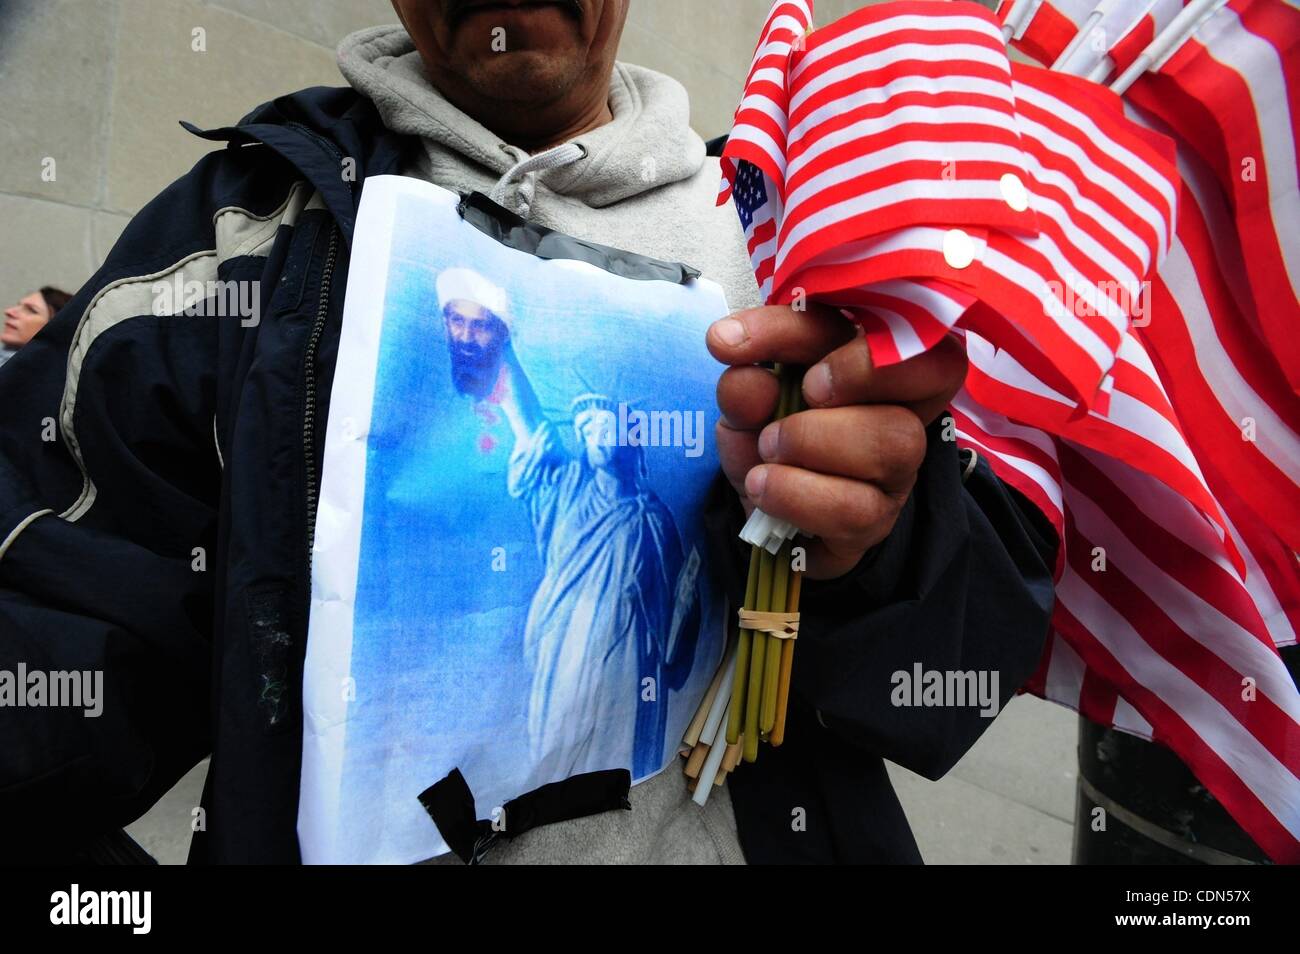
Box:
1119;0;1300;395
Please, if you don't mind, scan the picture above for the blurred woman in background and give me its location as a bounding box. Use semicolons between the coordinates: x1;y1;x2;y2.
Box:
1;286;71;367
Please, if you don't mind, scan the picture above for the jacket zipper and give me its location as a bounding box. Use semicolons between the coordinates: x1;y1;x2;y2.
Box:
303;224;340;567
284;119;352;573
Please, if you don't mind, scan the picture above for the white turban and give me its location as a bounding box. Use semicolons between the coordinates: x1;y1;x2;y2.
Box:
436;267;512;327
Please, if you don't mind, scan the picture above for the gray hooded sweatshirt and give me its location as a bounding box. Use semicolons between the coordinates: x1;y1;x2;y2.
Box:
337;25;758;865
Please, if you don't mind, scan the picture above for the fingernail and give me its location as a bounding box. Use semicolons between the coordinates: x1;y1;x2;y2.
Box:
804;362;832;404
758;421;780;460
745;465;768;499
713;318;747;347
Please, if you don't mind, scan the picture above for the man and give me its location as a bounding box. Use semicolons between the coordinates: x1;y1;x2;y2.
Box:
438;267;513;400
0;0;1056;863
1;287;70;368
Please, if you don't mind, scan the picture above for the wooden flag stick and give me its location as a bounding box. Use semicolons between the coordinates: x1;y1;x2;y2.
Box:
760;537;791;732
692;649;740;806
742;548;774;762
726;547;761;745
766;368;805;745
684;742;710;779
684;628;731;748
769;567;802;746
722;740;743;773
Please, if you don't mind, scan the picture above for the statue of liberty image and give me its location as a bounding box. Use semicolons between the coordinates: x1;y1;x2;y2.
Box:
437;267;701;781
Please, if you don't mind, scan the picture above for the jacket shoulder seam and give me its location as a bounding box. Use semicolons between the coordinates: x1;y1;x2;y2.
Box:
58;180;312;522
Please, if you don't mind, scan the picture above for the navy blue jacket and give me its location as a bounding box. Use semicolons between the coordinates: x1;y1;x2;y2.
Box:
0;87;1057;864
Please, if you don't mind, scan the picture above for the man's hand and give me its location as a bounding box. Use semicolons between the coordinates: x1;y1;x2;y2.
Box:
707;304;968;580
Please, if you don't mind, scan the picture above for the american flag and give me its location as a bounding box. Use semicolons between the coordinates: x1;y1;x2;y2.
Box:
722;1;1177;404
1133;106;1300;635
720;0;1300;862
1121;0;1300;395
999;0;1300;394
1002;0;1300;544
1000;0;1300;860
733;160;780;301
717;0;814;205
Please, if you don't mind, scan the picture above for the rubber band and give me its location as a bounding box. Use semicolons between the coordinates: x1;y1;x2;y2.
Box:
737;608;800;639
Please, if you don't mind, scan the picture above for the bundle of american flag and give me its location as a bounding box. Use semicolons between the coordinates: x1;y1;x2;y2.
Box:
691;0;1300;863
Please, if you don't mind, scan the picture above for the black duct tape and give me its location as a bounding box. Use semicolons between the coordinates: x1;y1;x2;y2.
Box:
418;767;632;865
457;191;702;285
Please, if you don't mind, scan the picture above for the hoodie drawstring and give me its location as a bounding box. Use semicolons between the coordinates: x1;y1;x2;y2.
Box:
488;141;587;212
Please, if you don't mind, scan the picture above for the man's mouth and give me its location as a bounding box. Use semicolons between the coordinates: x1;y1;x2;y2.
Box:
446;0;583;27
452;343;487;361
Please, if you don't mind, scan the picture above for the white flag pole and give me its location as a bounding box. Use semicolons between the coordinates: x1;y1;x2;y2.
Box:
1051;3;1109;70
1055;0;1164;78
1108;0;1228;94
1001;0;1047;41
1086;55;1115;82
691;640;739;807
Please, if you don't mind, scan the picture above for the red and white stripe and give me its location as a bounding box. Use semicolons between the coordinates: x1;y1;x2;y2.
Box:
1123;0;1300;393
951;388;1065;542
718;0;813;204
746;171;781;302
1055;444;1300;863
773;1;1036;290
786;58;1181;405
953;394;1300;861
1213;468;1300;648
962;327;1235;548
1126;103;1300;552
972;64;1177;402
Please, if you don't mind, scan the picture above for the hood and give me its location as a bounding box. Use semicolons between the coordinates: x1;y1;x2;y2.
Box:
336;24;706;209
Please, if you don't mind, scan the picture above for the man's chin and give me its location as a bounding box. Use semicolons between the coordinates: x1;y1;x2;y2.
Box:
452;368;496;399
462;50;582;104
